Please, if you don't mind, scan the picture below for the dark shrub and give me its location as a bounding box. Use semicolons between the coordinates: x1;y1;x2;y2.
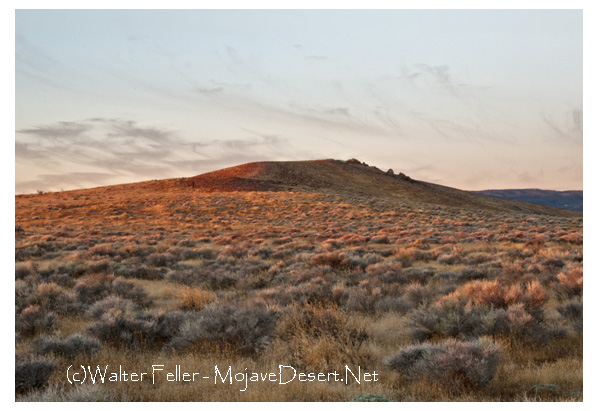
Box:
85;295;138;319
147;252;178;267
149;310;190;348
17;305;58;336
112;278;151;307
16;358;56;394
167;304;277;355
75;274;114;304
386;338;502;392
557;297;583;334
33;334;102;359
87;311;154;348
309;252;350;269
374;296;412;313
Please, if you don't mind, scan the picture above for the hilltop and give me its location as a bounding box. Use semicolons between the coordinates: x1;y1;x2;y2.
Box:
148;158;577;217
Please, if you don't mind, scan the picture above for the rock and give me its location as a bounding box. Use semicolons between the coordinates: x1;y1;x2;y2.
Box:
398;172;414;182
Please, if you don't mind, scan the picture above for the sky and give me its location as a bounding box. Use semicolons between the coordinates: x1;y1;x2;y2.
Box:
14;9;583;193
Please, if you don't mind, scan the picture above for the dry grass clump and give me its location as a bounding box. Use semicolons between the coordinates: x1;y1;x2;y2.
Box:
273;303;369;369
177;286;216;310
443;278;546;319
555;266;583;300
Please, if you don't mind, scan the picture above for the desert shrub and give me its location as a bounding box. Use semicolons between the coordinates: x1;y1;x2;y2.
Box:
220;244;248;258
251;247;275;260
112;278;151;307
555;267;583;301
16;384;63;401
74;274;114;304
542;258;566;271
148;310;190;348
385;337;502;392
408;299;499;341
115;264;163;280
33;334;102;359
409;296;560;345
283;266;321;286
86;311;154;348
15;358;56;394
165;268;198;286
433;271;460;284
259;275;337;306
402;283;437;308
343;287;381;313
276;303;366;344
459;267;490;282
55;261;87;277
444;279;546;319
86;243;116;257
180;247;216;260
34;282;73;312
177;287;216;310
147;252;178;267
18;383;119;402
166;304;277;355
85;295;138;319
374;296;412;313
557;297;583;334
17;305;58;336
437;252;462;265
369;235;390;244
349;394;391;402
309;252;350;269
86;259;112;274
46;273;77;288
15;261;36;279
178;239;196;248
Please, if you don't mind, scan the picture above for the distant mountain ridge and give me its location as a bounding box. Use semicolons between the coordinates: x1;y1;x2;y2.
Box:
472;189;583;212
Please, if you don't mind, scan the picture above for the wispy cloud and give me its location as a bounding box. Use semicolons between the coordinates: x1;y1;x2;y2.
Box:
15;117;299;193
18;121;91;139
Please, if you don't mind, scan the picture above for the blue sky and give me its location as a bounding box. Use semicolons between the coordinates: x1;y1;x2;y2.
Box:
15;9;582;193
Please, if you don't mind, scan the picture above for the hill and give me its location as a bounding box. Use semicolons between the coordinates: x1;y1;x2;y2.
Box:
472;189;583;212
18;159;580;217
176;159;577;216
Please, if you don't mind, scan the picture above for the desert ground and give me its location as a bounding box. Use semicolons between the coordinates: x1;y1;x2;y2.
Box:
15;159;582;401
